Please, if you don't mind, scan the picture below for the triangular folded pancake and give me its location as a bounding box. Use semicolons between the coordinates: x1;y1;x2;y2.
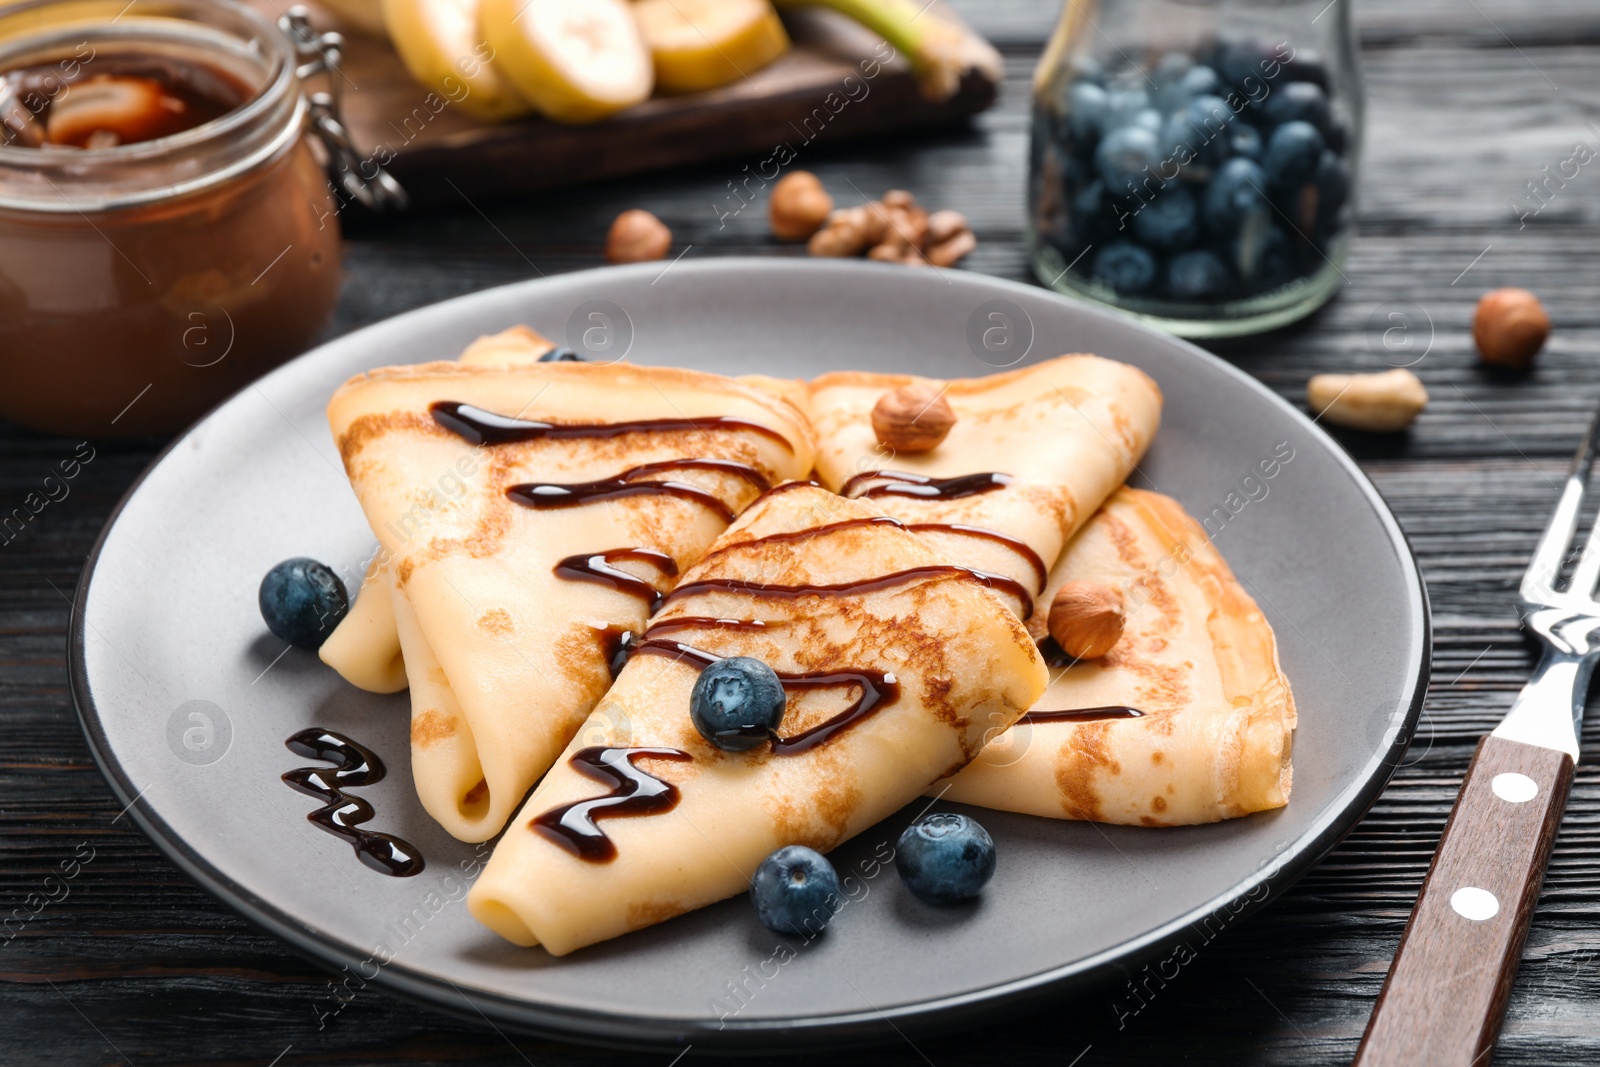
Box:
320;327;559;692
456;324;558;366
327;360;816;841
805;355;1162;631
467;484;1048;955
940;488;1296;825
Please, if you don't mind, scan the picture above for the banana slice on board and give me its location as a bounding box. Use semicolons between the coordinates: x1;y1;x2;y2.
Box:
478;0;652;124
383;0;531;121
634;0;790;94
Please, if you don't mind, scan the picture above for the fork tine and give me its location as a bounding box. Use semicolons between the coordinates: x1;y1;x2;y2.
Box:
1570;467;1600;599
1523;400;1600;601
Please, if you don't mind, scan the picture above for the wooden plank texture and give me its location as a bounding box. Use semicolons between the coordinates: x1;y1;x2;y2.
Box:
5;0;1600;1064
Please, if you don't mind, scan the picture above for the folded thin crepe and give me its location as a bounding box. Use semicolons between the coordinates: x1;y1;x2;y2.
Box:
326;357;816;841
318;557;407;693
468;484;1048;955
805;355;1162;630
941;488;1296;825
321;325;560;691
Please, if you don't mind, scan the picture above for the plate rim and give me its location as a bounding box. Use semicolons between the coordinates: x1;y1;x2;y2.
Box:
68;258;1431;1050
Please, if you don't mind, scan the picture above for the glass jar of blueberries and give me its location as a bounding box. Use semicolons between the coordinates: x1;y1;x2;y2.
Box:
1028;0;1364;336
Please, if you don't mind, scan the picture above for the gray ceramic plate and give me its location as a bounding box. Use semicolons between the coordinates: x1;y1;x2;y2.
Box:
71;259;1427;1051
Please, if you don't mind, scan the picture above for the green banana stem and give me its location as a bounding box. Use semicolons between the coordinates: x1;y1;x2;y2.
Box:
772;0;996;101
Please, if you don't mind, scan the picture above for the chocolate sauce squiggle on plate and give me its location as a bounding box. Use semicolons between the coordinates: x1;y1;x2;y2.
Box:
282;729;425;877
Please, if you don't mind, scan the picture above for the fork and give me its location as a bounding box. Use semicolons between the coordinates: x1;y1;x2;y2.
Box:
1351;408;1599;1066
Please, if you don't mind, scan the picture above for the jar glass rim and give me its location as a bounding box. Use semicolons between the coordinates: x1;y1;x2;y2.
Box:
0;0;299;198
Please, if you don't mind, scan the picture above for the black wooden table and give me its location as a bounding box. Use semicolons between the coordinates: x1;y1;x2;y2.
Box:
6;1;1600;1063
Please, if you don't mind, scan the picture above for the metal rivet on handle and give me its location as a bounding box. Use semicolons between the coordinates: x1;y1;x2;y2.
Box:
1450;886;1500;921
1491;772;1538;803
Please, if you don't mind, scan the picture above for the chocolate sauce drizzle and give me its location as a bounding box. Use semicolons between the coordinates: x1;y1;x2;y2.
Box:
749;479;824;504
644;616;772;638
631;639;901;756
839;469;1012;501
509;458;771;523
281;729;425;877
431;401;795;453
904;522;1048;591
1017;706;1145;725
700;511;1046;596
531;746;692;862
554;549;679;613
661;563;1034;620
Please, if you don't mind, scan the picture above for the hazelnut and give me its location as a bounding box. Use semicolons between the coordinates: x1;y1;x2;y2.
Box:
605;209;671;263
871;384;956;452
770;171;834;241
927;228;977;268
882;189;917;211
1306;368;1428;432
1048;581;1126;660
808;206;875;257
881;203;929;254
926;210;968;246
1474;288;1550;370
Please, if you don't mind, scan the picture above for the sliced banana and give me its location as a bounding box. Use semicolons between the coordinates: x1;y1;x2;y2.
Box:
478;0;652;124
634;0;790;94
383;0;531;122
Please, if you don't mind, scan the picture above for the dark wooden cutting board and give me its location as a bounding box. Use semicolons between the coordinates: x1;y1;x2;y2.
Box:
284;3;999;209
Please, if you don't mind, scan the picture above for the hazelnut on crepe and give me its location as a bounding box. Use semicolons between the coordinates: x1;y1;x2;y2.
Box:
942;488;1296;826
805;354;1163;631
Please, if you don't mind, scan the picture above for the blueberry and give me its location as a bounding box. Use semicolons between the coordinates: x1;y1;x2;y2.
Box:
1065;81;1108;142
1127;107;1164;134
1071;179;1118;242
895;812;996;904
1315;149;1350;221
1164;94;1234;167
1094;124;1164;196
1092;241;1157;294
1231;216;1295;289
751;846;841;936
538;347;583;362
1201;157;1269;233
1323;119;1348;155
1229;123;1262;160
1261;81;1329;131
1132;186;1199;250
1070;56;1105;86
690;656;786;751
1156;64;1221;112
1217;37;1273;88
1150;51;1193;90
1263;120;1325;186
1281;48;1331;90
1167;249;1233;299
1103;86;1152;131
259;558;349;649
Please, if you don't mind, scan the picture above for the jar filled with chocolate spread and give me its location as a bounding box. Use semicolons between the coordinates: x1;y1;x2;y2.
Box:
0;1;402;437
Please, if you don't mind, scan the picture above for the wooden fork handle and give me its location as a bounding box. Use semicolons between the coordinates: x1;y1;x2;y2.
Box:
1352;735;1574;1067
